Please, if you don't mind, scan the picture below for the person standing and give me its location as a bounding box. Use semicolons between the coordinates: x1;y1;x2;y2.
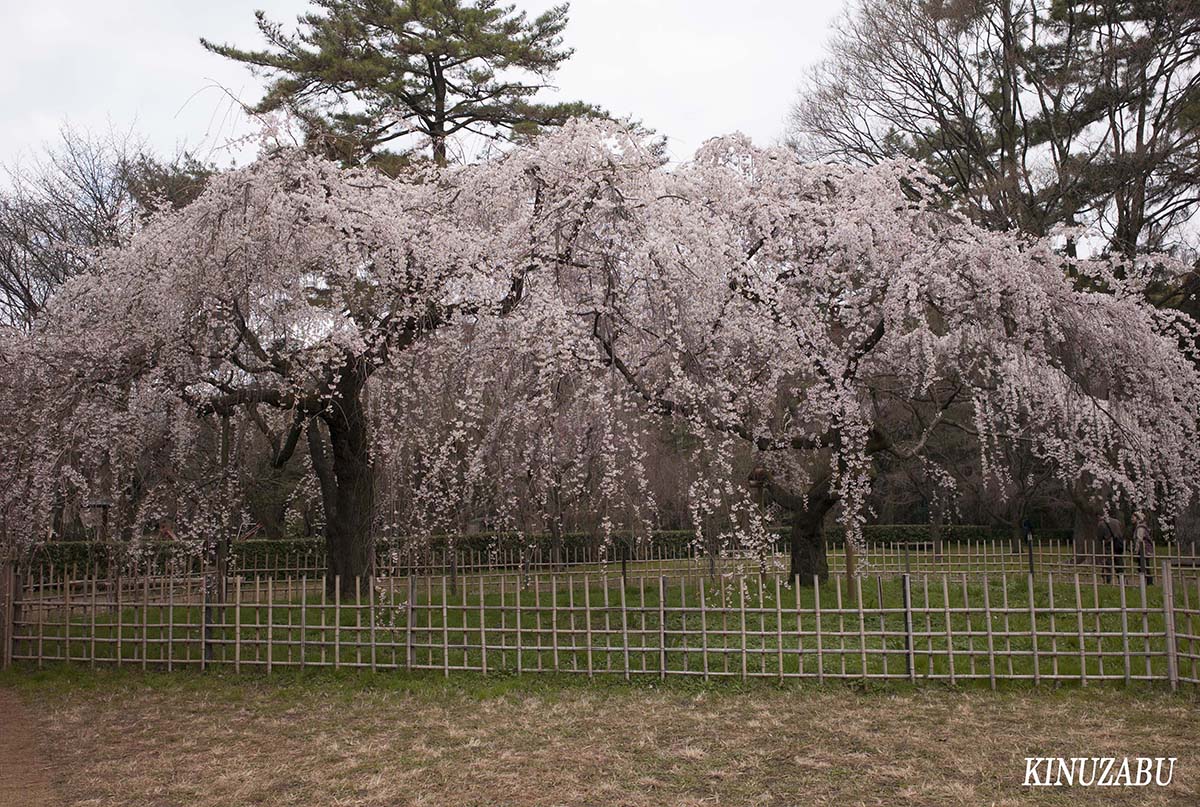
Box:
1098;514;1126;583
1132;511;1154;585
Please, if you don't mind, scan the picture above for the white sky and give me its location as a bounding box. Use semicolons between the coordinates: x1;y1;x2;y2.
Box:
0;1;842;167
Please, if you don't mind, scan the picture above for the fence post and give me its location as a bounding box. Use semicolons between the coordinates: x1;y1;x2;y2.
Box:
234;576;242;674
584;573;594;679
902;573;915;683
266;578;273;676
441;576;450;678
813;575;824;684
516;577;523;676
479;575;488;675
369;576;377;673
1119;576;1131;687
1162;561;1178;692
0;559;13;669
199;571;207;672
698;575;709;682
982;575;996;690
658;576;667;680
619;580;630;681
738;575;748;681
1067;573;1084;686
405;574;415;670
1027;573;1039;686
334;576;342;670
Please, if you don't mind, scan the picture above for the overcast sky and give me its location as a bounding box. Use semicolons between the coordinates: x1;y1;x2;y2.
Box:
0;1;842;167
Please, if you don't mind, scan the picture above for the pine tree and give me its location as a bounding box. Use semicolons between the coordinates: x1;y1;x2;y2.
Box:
203;0;600;168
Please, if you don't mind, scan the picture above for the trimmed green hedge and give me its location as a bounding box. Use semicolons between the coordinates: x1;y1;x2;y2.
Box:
825;523;1073;547
19;523;1074;574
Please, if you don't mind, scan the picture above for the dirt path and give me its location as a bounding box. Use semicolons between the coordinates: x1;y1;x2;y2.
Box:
0;688;58;807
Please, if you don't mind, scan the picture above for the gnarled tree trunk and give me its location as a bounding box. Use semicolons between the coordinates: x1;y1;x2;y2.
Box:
767;474;837;585
788;507;830;583
309;373;375;598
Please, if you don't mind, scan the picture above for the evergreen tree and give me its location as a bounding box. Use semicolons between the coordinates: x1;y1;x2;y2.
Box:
203;0;599;168
791;0;1200;264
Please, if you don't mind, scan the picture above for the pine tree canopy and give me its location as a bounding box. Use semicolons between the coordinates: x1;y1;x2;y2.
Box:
202;0;603;167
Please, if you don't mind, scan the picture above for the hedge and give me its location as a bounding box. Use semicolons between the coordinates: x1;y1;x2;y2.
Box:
16;523;1074;574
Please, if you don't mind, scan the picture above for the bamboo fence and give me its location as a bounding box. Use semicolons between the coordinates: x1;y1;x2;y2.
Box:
2;559;1197;691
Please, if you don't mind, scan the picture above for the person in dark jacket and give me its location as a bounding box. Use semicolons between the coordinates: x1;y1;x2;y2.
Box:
1132;511;1154;585
1098;514;1125;583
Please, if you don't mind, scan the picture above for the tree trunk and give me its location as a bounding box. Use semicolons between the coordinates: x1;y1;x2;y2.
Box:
767;475;837;586
930;506;944;560
789;508;829;584
548;519;563;571
309;376;375;599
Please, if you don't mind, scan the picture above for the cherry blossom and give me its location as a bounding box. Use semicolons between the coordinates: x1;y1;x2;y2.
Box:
3;120;1196;586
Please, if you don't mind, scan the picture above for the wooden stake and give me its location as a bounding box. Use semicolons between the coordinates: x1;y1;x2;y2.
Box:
903;573;916;684
1027;573;1039;686
942;575;954;685
64;564;73;664
39;566;47;669
658;576;667;679
774;575;784;681
1119;575;1131;686
583;573;594;678
234;576;242;674
355;576;363;668
1162;561;1178;692
960;574;974;678
196;571;203;672
334;576;341;670
406;575;415;670
698;575;709;682
551;576;560;672
876;575;888;678
619;581;631;680
1138;574;1151;680
835;576;846;677
266;578;273;675
515;575;523;675
89;567;97;668
814;575;823;683
738;575;748;681
855;576;867;681
979;574;998;686
442;576;450;678
567;574;578;672
1047;573;1059;683
167;574;174;672
1073;573;1086;686
478;575;487;674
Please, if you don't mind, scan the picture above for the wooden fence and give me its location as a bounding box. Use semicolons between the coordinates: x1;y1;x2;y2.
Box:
3;560;1198;690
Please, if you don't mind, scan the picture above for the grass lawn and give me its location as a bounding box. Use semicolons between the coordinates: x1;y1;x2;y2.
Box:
2;666;1196;806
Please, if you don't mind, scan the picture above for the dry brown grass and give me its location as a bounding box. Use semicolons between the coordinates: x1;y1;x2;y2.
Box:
6;670;1197;806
